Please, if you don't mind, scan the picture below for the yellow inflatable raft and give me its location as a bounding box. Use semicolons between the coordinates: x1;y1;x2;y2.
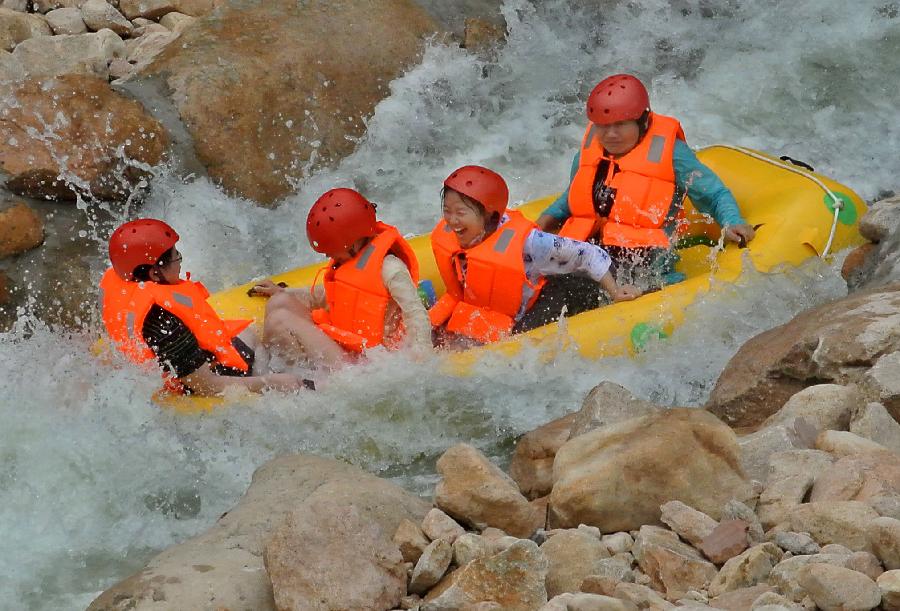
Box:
160;145;867;412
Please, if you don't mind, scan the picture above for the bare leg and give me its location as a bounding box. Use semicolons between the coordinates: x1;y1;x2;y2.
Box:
262;291;347;370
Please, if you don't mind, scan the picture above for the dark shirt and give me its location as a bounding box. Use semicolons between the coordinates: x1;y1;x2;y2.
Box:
141;305;254;379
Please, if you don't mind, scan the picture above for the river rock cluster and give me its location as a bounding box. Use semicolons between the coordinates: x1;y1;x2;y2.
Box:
87;246;900;609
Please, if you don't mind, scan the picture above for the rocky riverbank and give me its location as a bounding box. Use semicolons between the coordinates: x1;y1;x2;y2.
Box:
85;200;900;611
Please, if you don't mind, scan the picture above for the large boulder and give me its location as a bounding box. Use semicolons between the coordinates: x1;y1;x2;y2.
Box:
122;0;439;205
707;286;900;428
549;409;751;532
88;454;430;611
10;28;125;80
264;502;407;610
0;7;50;51
435;443;541;538
0;75;168;202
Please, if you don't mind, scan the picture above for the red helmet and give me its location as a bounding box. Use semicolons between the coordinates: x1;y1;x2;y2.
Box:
306;188;378;254
109;218;179;280
586;74;650;125
443;165;509;217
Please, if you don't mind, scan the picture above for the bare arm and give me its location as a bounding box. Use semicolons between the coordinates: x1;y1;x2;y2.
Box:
180;365;304;396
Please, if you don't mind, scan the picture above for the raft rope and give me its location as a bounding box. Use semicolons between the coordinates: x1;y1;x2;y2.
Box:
709;144;845;257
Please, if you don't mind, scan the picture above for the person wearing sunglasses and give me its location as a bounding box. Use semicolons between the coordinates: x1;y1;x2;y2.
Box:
100;219;311;396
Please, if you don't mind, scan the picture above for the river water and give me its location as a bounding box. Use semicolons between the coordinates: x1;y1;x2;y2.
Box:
1;0;898;608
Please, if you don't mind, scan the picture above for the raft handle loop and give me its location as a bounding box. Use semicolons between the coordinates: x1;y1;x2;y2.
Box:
710;144;845;258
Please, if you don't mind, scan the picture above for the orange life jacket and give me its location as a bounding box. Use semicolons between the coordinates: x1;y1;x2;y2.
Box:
99;268;252;390
429;210;545;343
561;112;686;248
310;222;419;353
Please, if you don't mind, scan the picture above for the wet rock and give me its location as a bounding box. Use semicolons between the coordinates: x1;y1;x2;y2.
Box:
878;570;900;611
816;430;892;457
394;518;430;564
453;533;493;567
859;195;900;243
125;30;178;70
421;540;549;611
540;529;610;598
410;539;452;595
810;451;900;506
107;56;133;80
659;500;718;548
569;382;662;440
158;10;193;33
540;592;638;611
763;384;863;431
81;0;132;35
843;243;878;284
265;502;406;611
706;286;900;428
462;16;505;55
869;516;900;570
612;582;674;610
421;507;466;544
862;353;900;417
633;525;717;601
708;543;783;597
709;584;775;611
435;443;541;538
509;412;576;500
795;563;881;611
119;0;178;19
126;0;438;205
11;28;124;79
0;75;166;202
550;409;750;532
700;520;750;564
738;420;817;483
0;0;27;11
788;501;879;552
45;7;86;34
169;0;223;17
757;450;834;529
0;202;44;258
851;402;900;454
88;454;429;611
0;7;50;51
773;532;820;556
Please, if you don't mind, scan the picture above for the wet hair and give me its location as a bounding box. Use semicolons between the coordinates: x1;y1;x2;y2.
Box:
132;247;175;282
441;186;501;234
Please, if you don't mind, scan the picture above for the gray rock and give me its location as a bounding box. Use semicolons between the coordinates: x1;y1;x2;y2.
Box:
774;532;821;556
568;381;661;439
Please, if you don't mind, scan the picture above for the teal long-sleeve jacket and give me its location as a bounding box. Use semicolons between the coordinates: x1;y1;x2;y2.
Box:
541;139;747;229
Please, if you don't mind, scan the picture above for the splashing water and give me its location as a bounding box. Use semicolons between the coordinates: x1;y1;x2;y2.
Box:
1;0;895;607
